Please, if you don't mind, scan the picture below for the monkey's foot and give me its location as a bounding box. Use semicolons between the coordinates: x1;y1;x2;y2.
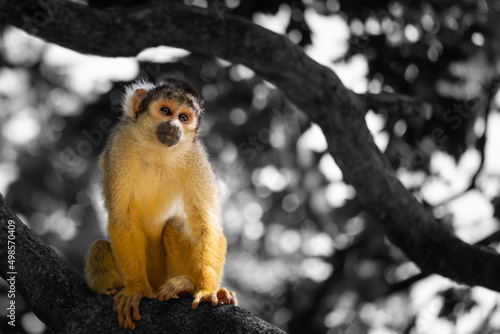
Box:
113;286;156;329
191;287;237;309
157;275;195;301
106;287;123;295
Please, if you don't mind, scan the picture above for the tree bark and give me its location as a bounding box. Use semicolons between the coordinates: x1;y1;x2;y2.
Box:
1;0;500;329
0;194;286;333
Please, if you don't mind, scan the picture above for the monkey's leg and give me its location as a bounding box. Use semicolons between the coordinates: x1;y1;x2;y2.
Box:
85;240;124;295
157;217;195;301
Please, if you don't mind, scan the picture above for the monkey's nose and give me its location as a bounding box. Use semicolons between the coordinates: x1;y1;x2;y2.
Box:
156;122;182;147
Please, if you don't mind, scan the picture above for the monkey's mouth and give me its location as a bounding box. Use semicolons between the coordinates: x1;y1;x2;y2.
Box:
157;132;181;147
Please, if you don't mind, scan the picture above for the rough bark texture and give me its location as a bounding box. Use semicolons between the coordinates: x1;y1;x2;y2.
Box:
0;0;500;331
0;194;286;333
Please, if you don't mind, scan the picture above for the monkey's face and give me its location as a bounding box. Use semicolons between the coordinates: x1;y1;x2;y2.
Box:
146;99;199;148
127;82;202;150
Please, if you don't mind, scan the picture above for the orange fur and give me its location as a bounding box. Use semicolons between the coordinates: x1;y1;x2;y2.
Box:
84;80;236;329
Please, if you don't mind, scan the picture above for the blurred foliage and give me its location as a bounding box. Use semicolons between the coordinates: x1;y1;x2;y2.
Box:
1;0;500;334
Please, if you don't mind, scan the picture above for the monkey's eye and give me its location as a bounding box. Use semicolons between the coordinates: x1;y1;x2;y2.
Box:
160;107;172;116
179;114;189;122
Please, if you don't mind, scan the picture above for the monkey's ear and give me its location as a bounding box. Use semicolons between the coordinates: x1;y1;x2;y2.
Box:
122;81;155;118
131;89;148;115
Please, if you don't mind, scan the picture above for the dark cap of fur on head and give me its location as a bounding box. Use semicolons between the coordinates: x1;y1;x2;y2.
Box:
137;78;203;117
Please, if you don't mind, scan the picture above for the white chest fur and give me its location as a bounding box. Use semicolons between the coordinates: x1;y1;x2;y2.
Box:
137;192;189;240
162;194;186;222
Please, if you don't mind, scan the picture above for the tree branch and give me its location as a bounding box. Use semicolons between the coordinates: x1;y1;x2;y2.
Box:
0;194;287;333
385;229;500;296
1;0;500;321
361;92;432;119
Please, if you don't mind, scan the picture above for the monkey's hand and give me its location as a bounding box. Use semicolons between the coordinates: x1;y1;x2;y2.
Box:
113;285;156;329
157;275;195;301
191;287;238;309
106;287;123;295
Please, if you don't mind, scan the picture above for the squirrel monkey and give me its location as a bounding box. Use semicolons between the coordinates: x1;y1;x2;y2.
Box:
84;78;237;329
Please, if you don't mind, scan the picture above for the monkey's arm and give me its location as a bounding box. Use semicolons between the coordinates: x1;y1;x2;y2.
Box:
108;215;152;291
101;149;156;329
107;211;157;329
101;150;154;296
184;155;237;308
188;206;236;308
191;207;225;290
